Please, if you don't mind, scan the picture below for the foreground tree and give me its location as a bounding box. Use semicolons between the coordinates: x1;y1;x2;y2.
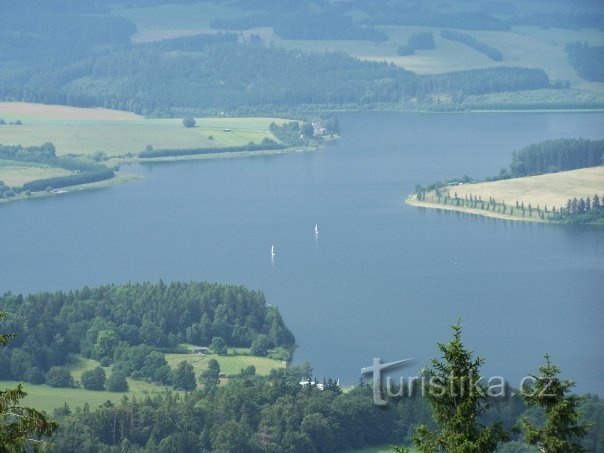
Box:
521;354;590;452
411;320;508;452
0;312;57;450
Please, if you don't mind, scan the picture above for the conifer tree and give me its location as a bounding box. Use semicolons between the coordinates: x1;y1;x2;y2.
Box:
521;354;590;452
412;320;508;452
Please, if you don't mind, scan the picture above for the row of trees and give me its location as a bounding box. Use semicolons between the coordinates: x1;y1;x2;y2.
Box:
0;281;296;385
138;139;285;159
441;29;503;62
553;194;604;224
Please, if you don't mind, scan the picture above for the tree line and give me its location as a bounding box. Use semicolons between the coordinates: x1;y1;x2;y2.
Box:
552;194;604;224
0;281;296;389
138;140;285;159
505;138;604;178
440;29;503;62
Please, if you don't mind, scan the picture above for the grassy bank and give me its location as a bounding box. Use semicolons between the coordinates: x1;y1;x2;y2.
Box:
0;172;142;205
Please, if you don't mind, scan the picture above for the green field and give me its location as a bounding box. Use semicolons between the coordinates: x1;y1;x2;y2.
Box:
0;160;72;186
166;347;286;379
0;103;285;157
0;355;164;413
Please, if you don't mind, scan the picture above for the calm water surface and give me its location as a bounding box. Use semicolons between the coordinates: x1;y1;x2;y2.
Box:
1;112;603;393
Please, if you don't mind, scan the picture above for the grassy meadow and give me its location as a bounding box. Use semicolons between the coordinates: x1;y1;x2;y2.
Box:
165;347;286;379
0;348;285;413
0;160;71;186
0;102;284;157
0;355;164;414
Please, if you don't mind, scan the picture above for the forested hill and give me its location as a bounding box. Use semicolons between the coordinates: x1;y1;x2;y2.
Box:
0;281;295;383
0;8;552;115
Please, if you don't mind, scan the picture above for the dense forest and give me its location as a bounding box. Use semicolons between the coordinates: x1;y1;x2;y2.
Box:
504;138;604;178
565;42;604;83
0;281;295;388
46;370;604;452
441;29;503;62
0;2;559;115
419;138;604;184
3;314;602;452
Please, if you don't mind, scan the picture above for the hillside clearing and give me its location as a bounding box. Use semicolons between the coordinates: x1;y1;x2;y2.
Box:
165;349;286;380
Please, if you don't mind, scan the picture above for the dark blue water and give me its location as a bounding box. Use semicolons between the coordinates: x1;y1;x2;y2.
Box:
1;112;603;393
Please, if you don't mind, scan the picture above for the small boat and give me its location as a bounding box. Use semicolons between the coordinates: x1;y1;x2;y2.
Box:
314;224;319;235
271;245;275;257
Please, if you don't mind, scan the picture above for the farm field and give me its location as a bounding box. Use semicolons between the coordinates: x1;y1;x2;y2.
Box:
434;167;604;210
0;103;284;157
0;160;72;187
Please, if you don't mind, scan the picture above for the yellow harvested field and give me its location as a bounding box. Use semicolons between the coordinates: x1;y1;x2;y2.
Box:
0;102;141;121
453;167;604;209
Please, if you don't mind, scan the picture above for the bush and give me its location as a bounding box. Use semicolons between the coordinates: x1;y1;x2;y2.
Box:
23;367;46;384
81;367;106;390
46;367;74;388
106;371;129;392
250;335;271;357
210;336;227;356
182;117;196;128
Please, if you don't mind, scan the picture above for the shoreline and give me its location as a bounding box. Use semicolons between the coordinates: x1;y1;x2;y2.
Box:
1;144;323;206
405;195;547;223
113;144;318;165
0;172;142;206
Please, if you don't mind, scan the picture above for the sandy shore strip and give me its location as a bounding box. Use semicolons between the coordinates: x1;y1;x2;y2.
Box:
405;196;546;223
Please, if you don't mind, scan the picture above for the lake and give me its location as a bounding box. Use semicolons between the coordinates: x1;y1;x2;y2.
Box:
1;111;603;394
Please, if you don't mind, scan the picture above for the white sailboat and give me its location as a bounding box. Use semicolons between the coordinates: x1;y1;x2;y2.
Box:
271;245;275;257
314;224;319;235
